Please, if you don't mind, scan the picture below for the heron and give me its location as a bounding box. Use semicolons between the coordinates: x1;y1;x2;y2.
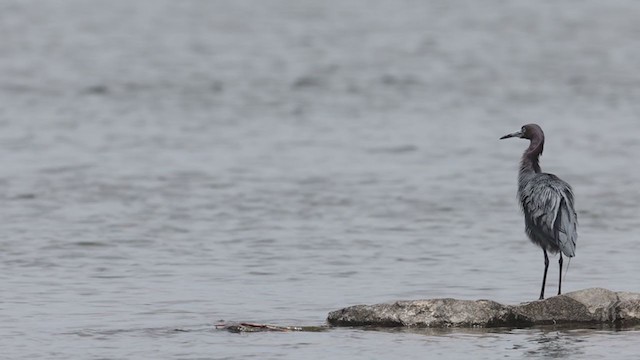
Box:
500;124;577;300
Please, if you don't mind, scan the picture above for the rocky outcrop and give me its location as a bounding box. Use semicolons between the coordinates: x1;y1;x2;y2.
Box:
327;288;640;328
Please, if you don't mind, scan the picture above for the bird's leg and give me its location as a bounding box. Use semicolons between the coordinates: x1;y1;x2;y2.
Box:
539;249;549;300
558;254;563;295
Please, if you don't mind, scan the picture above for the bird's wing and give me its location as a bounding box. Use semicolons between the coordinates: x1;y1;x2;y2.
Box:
520;173;577;257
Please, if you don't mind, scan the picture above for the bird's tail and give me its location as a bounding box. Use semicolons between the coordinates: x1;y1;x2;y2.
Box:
563;257;571;284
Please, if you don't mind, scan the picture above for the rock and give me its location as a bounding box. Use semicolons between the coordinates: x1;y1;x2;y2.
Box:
327;288;640;328
326;299;528;327
215;322;328;333
617;292;640;323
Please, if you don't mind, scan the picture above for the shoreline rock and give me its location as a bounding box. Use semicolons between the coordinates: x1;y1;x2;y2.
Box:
327;288;640;328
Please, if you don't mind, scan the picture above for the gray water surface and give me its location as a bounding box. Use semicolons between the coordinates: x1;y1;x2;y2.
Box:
2;1;640;359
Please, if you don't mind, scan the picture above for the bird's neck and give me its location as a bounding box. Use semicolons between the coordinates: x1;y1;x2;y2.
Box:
520;138;544;175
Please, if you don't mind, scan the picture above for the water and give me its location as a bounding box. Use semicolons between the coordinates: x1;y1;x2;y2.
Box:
2;0;640;358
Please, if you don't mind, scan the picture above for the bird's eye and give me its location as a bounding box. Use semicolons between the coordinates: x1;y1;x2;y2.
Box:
521;126;526;133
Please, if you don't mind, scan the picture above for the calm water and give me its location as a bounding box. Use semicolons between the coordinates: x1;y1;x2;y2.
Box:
2;1;640;359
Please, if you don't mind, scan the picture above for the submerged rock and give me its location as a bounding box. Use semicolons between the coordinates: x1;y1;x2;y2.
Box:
216;322;328;333
327;288;640;328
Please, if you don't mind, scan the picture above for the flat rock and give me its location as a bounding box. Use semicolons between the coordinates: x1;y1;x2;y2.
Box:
216;322;327;333
327;288;640;328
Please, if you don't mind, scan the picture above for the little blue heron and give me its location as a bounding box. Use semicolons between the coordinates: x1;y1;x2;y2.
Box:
500;124;577;300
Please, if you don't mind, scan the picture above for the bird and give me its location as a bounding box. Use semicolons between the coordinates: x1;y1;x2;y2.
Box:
500;124;577;300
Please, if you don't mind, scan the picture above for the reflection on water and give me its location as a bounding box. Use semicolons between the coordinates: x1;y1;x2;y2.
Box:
522;329;587;359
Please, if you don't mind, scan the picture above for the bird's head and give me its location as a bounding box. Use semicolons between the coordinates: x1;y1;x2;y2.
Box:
500;124;544;141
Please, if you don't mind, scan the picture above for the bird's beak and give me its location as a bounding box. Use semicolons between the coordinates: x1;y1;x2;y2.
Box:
499;131;523;140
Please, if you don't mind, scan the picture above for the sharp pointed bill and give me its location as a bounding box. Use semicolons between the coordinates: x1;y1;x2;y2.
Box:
500;130;523;140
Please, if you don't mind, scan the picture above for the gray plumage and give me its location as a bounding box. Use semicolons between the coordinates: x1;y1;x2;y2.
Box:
501;124;578;300
518;172;577;257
